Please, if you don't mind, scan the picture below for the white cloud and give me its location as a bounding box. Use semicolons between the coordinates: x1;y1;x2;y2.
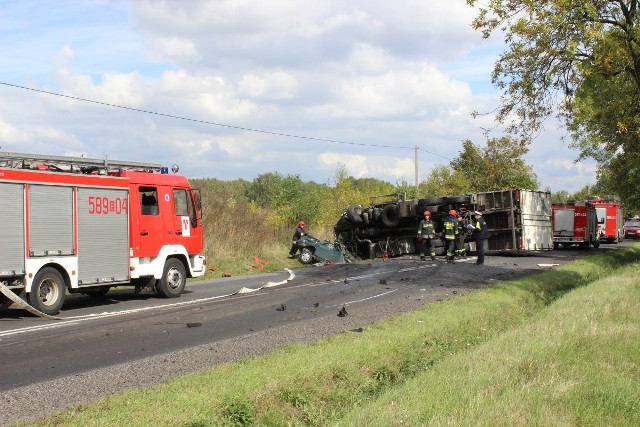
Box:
0;0;597;192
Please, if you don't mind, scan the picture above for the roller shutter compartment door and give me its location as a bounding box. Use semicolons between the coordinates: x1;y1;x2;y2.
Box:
29;185;73;256
77;188;129;285
0;183;25;274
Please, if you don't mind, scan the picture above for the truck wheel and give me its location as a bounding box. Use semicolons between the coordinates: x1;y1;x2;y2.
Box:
156;258;186;298
381;204;400;227
299;248;314;264
419;197;445;206
445;195;471;204
347;204;364;224
29;267;66;315
0;295;12;311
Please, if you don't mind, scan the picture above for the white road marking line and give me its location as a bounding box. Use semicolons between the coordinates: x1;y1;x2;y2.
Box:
326;289;398;308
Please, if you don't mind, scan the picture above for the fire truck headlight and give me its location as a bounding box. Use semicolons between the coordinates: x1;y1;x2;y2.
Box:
171;164;180;174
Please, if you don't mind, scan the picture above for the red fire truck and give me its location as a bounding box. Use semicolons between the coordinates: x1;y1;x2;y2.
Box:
552;202;601;249
0;151;206;315
589;198;624;243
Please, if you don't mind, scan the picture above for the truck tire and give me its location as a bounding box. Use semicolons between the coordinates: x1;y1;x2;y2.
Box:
299;248;314;264
29;267;66;315
156;258;186;298
445;195;471;204
418;197;445;206
381;204;400;227
0;295;12;311
347;204;364;224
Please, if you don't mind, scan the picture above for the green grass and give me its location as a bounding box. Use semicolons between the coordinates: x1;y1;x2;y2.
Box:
17;244;640;427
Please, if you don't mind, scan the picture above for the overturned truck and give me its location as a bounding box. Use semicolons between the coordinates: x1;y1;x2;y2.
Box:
334;189;553;260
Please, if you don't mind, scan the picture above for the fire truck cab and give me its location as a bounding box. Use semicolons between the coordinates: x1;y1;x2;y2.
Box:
0;151;205;316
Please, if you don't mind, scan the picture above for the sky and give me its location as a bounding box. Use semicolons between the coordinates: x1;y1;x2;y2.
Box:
0;0;597;192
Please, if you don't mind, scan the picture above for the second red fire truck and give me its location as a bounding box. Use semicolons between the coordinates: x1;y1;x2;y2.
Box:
552;202;601;249
0;151;206;316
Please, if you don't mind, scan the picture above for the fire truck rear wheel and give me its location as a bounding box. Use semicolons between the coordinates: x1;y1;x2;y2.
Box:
0;295;11;311
29;267;66;315
157;258;186;298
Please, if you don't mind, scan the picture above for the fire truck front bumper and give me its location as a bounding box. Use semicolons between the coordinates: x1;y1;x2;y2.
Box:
190;255;206;277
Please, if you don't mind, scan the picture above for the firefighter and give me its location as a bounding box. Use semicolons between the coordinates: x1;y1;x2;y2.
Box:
288;220;306;258
443;209;458;263
474;211;489;265
455;213;466;259
417;210;437;261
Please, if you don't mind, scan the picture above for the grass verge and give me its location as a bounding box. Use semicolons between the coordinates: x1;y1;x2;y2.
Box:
17;244;640;427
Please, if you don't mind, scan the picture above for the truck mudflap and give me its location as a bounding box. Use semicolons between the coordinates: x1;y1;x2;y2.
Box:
0;282;62;320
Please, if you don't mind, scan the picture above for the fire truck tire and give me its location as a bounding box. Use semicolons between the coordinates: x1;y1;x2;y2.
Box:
299;248;314;264
29;267;66;316
156;258;186;298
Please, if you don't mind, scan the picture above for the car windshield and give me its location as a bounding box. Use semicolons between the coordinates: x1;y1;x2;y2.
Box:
624;220;640;227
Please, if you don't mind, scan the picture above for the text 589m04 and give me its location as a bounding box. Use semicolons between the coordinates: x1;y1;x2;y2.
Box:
87;196;128;214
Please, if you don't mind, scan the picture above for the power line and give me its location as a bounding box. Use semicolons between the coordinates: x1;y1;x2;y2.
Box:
0;81;451;160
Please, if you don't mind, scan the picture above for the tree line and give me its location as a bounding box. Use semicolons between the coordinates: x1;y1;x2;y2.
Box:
193;134;608;236
467;0;640;214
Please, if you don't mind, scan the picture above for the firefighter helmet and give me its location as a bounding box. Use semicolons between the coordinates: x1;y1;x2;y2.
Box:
298;220;305;227
449;209;457;216
423;210;431;217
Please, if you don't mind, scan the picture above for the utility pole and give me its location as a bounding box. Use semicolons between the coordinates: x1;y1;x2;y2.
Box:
414;145;419;196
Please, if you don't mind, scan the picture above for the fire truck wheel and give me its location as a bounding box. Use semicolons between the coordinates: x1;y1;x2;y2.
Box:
29;267;66;315
299;248;314;264
157;258;186;298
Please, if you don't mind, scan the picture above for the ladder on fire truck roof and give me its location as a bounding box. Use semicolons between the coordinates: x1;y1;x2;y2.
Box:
0;150;161;174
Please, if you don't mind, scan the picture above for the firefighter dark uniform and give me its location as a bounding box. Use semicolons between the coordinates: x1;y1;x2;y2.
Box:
443;210;458;263
455;215;466;258
288;220;305;258
417;210;436;260
474;211;489;265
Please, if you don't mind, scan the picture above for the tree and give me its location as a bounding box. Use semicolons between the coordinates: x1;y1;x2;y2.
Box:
419;164;473;197
467;0;640;211
245;172;322;226
450;136;539;191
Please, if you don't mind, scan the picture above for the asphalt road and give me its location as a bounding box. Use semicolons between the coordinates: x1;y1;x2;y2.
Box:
0;241;632;395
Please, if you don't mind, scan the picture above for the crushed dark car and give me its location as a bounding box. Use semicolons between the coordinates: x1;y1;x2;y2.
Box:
297;235;349;264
